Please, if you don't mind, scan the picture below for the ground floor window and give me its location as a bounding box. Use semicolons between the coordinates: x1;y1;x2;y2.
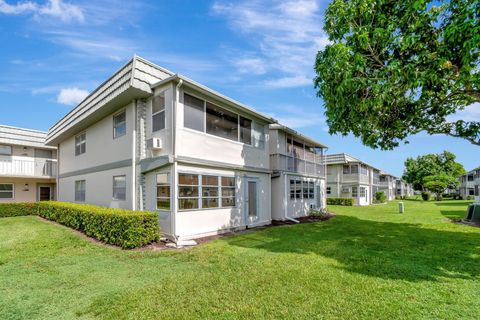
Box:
326;187;331;195
178;173;236;210
75;180;86;202
469;189;475;196
156;173;170;210
290;179;315;200
0;183;14;199
113;175;126;200
351;186;358;197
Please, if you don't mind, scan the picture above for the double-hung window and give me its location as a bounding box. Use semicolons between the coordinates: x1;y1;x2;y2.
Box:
202;175;219;208
0;145;12;156
221;177;235;207
113;175;126;200
152;94;166;132
290;179;302;199
75;180;86;202
0;183;14;199
178;174;199;210
113;111;126;138
75;133;86;156
326;187;331;194
351;186;358;197
156;173;170;210
360;187;366;197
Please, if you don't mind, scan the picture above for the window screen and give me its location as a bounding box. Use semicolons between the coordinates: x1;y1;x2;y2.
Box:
184;93;205;132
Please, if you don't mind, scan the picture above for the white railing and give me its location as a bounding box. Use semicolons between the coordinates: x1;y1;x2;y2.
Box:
0;158;57;178
270;153;326;177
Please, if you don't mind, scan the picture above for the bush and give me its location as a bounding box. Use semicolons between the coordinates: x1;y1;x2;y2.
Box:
0;202;160;249
421;192;431;201
374;191;387;204
327;198;354;206
467;195;474;200
395;195;406;200
0;202;38;217
309;208;329;218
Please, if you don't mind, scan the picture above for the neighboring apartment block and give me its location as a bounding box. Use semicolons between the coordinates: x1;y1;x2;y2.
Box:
379;171;397;201
325;153;380;205
459;167;480;200
0;125;56;202
45;56;284;241
395;179;413;198
269;124;327;221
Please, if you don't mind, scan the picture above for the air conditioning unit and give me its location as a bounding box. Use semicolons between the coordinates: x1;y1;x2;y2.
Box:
147;137;162;150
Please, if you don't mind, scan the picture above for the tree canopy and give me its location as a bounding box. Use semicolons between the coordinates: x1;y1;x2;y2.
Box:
402;151;465;191
314;0;480;149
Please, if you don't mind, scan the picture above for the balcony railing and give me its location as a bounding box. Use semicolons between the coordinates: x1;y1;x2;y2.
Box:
0;158;57;178
270;153;326;177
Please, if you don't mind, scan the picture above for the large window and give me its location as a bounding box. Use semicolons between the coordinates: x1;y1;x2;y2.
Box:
75;132;86;156
113;175;126;200
75;180;86;202
178;173;236;210
290;180;315;200
206;102;239;141
156;173;170;210
178;174;199;210
152;94;166;132
351;186;358;197
184;93;205;132
113;111;126;138
0;145;12;156
0;183;14;199
183;93;259;145
360;187;366;197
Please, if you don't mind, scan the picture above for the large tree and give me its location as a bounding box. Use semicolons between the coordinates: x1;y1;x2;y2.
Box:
402;151;465;191
314;0;479;149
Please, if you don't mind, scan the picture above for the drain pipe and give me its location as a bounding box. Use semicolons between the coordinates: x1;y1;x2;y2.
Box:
171;78;183;243
284;173;299;223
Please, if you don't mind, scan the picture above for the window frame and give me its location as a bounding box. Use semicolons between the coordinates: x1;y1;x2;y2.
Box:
74;180;86;202
0;144;12;156
112;175;127;201
113;110;127;139
152;93;166;132
75;132;86;156
183;92;255;146
156;173;170;211
0;183;14;199
351;186;358;197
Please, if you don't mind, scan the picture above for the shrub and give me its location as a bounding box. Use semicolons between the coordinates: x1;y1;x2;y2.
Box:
421;192;431;201
374;192;387;204
327;198;354;206
0;202;38;217
0;202;159;249
467;195;474;200
309;208;329;218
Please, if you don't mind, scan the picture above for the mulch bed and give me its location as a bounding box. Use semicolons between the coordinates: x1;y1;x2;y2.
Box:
271;213;335;225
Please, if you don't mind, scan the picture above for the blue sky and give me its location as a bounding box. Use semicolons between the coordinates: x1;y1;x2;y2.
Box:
0;0;478;176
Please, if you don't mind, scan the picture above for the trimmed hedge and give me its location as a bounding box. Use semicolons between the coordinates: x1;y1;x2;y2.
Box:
327;197;354;206
0;202;38;217
0;202;160;249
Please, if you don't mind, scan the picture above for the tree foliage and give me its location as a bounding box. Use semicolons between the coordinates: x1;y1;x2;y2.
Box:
424;173;458;200
314;0;480;149
402;151;465;190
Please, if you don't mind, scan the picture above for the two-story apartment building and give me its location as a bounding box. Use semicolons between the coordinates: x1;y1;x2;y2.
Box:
45;56;279;241
269;124;327;221
0;125;57;202
325;153;380;205
459;168;478;199
395;179;413;198
379;171;397;201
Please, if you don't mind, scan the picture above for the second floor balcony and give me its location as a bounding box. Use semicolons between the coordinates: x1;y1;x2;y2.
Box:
0;157;57;178
270;153;326;178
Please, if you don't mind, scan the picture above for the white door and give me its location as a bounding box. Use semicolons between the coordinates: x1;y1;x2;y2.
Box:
245;179;259;226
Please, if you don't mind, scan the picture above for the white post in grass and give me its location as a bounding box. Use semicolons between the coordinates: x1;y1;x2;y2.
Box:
399;202;404;213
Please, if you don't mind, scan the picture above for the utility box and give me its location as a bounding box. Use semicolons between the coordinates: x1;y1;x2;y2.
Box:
399;202;404;213
466;204;480;223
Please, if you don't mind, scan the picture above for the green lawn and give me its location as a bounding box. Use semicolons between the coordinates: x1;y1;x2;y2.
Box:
1;200;479;319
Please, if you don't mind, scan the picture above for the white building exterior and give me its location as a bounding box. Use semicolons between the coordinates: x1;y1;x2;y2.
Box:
460;167;480;200
45;56;278;241
0;125;57;202
379;171;397;201
325;153;380;206
269;124;327;221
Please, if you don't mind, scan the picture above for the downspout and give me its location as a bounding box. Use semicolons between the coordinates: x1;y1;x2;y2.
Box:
132;100;137;211
171;79;183;241
56;143;60;201
284;173;299;223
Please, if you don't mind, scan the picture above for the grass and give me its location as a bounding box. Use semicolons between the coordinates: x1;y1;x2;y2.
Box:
1;200;479;319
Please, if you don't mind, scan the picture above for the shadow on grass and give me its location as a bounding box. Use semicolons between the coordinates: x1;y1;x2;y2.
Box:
225;215;480;282
434;202;473;207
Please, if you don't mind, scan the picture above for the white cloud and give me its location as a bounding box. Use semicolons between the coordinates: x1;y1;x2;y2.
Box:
213;0;329;88
265;105;326;129
233;57;267;75
447;103;480;122
0;0;84;22
264;75;312;88
57;87;89;105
